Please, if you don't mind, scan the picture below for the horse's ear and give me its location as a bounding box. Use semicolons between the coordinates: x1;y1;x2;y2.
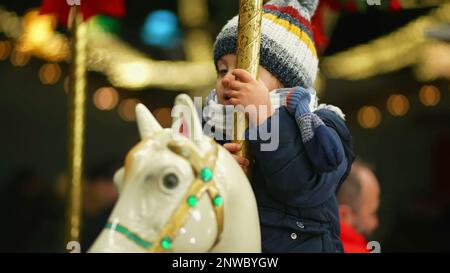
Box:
113;167;125;194
136;103;162;139
171;94;209;151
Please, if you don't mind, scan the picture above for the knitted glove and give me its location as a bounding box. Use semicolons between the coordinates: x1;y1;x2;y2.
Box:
286;86;312;118
284;87;324;144
284;86;344;173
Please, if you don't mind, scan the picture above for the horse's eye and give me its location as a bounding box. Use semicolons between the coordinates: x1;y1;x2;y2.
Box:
163;173;179;189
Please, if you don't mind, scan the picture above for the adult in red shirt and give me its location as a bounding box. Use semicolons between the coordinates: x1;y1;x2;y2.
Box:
337;162;380;253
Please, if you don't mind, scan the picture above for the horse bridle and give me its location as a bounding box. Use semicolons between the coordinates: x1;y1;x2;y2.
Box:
105;138;224;252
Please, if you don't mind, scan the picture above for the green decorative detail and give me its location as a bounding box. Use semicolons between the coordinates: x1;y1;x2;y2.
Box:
187;195;198;207
105;222;152;249
200;167;213;182
90;15;121;34
213;195;223;207
161;236;172;250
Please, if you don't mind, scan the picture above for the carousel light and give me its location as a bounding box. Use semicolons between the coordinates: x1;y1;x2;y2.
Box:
0;6;216;90
183;29;213;62
39;63;61;85
419;85;440;106
0;40;12;60
118;99;140;122
357;106;381;129
22;10;56;48
321;2;450;81
418;42;450;81
113;62;150;88
387;94;410;116
0;8;22;39
10;48;30;66
178;0;208;28
16;10;68;63
93;87;119;110
141;10;180;47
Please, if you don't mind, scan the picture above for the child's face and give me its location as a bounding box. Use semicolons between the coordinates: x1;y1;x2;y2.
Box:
215;54;283;105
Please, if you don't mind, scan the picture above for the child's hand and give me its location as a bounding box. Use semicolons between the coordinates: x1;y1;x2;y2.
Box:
223;143;249;173
222;69;274;125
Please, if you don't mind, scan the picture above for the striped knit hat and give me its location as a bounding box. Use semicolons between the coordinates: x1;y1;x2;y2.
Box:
213;0;319;89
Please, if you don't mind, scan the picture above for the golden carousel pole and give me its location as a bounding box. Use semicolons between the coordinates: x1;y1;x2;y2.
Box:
65;6;87;248
234;0;264;176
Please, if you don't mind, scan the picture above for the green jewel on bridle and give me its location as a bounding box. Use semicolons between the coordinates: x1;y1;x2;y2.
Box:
105;139;223;252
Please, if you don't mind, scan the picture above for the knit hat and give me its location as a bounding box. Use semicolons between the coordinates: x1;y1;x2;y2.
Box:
213;0;319;89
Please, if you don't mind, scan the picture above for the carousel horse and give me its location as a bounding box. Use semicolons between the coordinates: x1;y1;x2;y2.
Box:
89;94;261;253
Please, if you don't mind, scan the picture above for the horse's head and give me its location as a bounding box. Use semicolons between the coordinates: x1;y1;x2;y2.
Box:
89;94;260;253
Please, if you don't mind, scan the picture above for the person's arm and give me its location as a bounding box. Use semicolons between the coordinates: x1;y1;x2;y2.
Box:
251;106;347;207
285;87;344;173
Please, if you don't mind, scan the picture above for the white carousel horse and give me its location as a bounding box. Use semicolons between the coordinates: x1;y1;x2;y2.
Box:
89;94;261;253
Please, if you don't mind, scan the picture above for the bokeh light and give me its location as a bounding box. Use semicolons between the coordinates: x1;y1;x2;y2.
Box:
22;10;56;48
10;48;30;66
93;87;119;111
419;85;440;106
39;63;61;85
118;99;140;122
387;94;410;117
141;10;180;47
357;106;381;129
0;40;12;61
153;107;172;128
17;10;68;62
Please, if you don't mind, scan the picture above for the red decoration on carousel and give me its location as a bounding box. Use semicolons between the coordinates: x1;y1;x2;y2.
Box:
389;0;402;11
311;0;402;54
40;0;126;26
311;0;331;55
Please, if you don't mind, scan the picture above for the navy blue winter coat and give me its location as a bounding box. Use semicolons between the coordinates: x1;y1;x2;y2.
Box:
208;105;354;253
248;106;353;253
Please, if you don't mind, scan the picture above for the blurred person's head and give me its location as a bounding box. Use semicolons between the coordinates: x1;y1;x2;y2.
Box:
337;161;380;237
83;159;121;215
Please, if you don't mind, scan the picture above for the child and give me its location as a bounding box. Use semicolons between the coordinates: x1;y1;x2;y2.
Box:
204;0;354;253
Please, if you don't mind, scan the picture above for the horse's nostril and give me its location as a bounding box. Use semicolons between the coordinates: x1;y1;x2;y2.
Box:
163;173;179;189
